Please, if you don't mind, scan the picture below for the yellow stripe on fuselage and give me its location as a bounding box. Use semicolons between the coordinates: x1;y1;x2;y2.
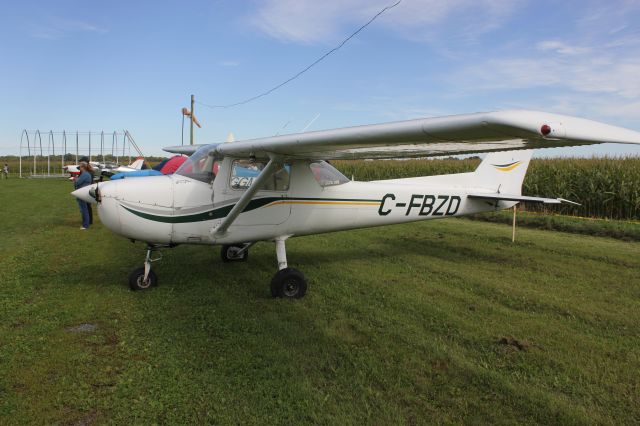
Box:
265;201;380;207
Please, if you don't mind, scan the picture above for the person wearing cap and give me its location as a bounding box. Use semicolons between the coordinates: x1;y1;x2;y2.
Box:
74;162;92;230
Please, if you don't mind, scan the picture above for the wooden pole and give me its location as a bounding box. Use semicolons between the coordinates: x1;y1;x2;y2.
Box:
190;94;195;145
512;205;517;242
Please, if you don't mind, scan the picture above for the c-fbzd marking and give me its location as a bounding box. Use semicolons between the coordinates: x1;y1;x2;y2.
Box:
379;194;461;217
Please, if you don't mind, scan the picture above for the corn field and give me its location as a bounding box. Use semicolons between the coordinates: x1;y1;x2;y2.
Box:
333;157;640;221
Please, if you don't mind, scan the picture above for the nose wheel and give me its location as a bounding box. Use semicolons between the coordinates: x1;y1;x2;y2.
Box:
129;245;163;291
270;237;307;299
129;267;158;290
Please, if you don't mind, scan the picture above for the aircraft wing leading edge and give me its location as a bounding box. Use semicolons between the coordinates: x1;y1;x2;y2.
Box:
163;110;640;160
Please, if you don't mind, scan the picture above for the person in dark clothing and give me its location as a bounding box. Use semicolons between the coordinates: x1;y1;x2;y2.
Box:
74;163;92;229
78;158;94;224
84;162;94;225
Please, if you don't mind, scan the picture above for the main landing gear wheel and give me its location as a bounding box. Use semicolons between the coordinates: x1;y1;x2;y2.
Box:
129;267;158;291
221;244;249;262
270;237;308;299
271;268;307;299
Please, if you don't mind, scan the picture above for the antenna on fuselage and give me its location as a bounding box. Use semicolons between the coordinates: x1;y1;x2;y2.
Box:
301;113;320;132
275;121;291;136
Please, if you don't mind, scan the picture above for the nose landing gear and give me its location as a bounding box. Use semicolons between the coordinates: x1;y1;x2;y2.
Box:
129;245;164;291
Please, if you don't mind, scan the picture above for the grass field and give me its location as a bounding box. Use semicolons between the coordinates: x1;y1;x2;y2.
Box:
1;179;639;425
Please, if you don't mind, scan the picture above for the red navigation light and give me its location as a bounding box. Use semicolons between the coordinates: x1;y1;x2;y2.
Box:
541;124;552;136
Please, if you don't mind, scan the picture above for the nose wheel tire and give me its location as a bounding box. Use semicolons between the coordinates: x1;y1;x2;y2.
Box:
221;244;249;262
129;267;158;291
270;268;307;299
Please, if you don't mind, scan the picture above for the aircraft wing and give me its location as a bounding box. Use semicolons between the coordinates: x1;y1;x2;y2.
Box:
467;193;580;205
172;110;640;160
163;144;207;155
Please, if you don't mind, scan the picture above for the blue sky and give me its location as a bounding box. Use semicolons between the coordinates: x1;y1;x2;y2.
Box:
2;0;640;158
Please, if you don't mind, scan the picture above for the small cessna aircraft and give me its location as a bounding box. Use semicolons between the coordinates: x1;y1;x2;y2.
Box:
64;157;147;179
72;110;640;297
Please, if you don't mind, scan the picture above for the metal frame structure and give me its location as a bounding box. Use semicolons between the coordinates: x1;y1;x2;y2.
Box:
18;130;143;178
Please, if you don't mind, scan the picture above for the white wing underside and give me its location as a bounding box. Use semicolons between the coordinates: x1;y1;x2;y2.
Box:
467;193;580;205
164;110;640;160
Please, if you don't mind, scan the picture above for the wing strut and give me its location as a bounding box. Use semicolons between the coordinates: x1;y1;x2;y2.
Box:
213;156;281;237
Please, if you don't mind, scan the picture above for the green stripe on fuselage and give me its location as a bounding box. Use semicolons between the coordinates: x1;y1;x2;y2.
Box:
121;196;383;224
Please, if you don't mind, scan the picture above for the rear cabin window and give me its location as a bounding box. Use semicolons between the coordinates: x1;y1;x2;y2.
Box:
310;161;350;187
230;160;290;191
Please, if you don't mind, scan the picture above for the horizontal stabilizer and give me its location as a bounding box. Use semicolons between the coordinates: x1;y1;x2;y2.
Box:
468;193;580;205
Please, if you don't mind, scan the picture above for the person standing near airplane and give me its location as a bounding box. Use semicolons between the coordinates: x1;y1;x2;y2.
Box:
74;163;92;230
77;157;94;224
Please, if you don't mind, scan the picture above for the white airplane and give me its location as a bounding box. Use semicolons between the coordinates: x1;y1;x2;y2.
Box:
72;110;640;296
64;161;106;179
101;157;148;177
64;157;147;179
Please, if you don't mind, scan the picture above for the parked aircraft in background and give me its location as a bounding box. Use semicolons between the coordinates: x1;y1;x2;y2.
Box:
101;157;148;178
64;157;148;180
64;161;107;180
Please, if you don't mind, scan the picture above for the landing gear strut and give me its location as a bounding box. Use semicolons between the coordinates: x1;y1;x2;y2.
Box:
270;237;307;299
220;243;252;263
129;245;163;291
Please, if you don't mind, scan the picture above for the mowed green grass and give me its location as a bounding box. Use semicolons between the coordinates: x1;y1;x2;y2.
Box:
1;179;639;425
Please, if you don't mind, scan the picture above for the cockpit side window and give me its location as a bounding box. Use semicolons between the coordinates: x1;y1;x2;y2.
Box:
230;160;290;191
309;161;350;187
175;146;219;183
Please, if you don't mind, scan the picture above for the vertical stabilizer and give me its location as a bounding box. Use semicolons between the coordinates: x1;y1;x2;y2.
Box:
128;157;146;170
473;150;533;194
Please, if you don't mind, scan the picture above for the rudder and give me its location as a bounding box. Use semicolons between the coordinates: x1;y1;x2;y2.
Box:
473;150;533;195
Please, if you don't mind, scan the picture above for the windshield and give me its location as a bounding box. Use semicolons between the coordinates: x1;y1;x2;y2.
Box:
175;146;219;183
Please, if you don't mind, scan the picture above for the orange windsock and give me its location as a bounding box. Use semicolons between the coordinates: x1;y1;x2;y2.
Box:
182;107;202;128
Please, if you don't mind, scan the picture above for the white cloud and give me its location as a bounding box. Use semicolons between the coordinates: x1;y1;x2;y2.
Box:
536;40;590;56
246;0;640;126
249;0;523;44
451;54;640;99
445;1;640;123
30;18;107;40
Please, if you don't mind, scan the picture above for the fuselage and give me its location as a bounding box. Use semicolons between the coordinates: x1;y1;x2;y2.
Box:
76;157;512;246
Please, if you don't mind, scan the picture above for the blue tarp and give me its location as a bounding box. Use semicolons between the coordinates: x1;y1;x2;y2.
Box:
110;170;164;180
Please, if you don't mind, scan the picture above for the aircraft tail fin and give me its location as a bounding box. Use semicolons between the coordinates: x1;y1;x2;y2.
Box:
473;150;533;195
128;157;145;170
